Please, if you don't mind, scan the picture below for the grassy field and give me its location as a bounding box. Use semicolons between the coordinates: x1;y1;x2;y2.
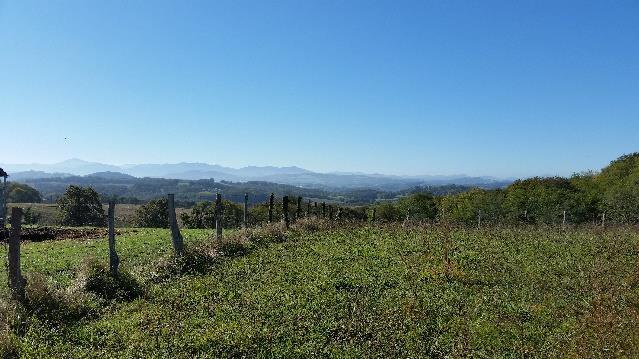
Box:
1;224;638;357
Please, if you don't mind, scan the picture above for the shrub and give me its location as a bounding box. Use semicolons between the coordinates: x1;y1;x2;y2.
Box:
134;198;169;228
6;182;42;203
78;260;143;301
181;200;244;229
57;185;105;227
23;273;94;324
22;207;41;225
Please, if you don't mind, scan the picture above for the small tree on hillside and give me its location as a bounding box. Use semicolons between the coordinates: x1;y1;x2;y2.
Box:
134;198;169;228
397;193;438;221
57;185;105;226
6;182;42;203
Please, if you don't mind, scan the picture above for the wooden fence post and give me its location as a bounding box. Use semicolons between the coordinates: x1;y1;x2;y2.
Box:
0;174;6;228
296;197;302;220
108;201;120;276
306;200;311;217
321;202;326;218
403;208;411;227
329;205;333;220
282;196;289;229
372;208;376;222
562;210;566;228
243;193;248;228
314;202;318;218
268;193;274;223
216;193;223;240
477;210;482;229
167;194;184;256
602;212;606;228
8;207;25;301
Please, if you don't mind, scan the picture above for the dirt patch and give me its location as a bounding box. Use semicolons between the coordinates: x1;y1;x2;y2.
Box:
0;227;121;242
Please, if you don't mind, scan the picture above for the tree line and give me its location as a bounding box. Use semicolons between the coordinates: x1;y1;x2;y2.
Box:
373;153;639;225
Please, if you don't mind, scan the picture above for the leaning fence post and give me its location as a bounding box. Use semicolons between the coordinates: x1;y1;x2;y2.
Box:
268;193;274;223
216;193;223;240
167;194;184;256
108;201;120;276
282;196;290;229
296;197;302;220
8;207;25;301
243;193;248;228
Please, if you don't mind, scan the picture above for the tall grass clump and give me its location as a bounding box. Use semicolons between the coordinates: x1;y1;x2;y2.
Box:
77;259;143;301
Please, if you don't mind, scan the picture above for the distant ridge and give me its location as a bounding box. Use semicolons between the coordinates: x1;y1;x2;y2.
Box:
1;159;512;190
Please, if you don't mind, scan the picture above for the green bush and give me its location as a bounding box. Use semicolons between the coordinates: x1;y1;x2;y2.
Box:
134;198;168;228
57;185;105;227
6;182;42;203
79;260;142;301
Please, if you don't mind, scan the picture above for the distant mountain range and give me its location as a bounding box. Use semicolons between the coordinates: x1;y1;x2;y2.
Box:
1;159;512;191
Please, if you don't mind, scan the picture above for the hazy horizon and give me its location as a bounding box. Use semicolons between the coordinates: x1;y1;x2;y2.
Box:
1;155;619;180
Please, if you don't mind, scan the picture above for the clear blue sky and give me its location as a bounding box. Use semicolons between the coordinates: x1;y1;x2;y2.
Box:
1;0;638;178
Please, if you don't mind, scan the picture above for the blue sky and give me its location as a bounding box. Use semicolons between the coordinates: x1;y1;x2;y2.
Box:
1;0;637;178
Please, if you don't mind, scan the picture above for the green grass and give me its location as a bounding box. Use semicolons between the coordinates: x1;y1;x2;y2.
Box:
3;225;639;357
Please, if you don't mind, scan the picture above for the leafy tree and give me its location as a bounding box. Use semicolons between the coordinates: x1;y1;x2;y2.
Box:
134;198;169;228
57;185;105;227
503;177;579;225
440;188;505;225
595;153;639;223
23;207;41;225
570;172;603;223
181;200;244;229
6;182;42;203
373;202;402;222
396;193;437;221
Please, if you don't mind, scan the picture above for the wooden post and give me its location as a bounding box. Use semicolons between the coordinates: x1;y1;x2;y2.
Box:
282;196;289;229
243;193;248;228
602;212;606;228
372;208;376;222
296;197;302;220
562;210;566;228
524;209;528;222
477;210;482;229
268;193;274;223
215;193;223;240
314;202;318;218
0;175;7;228
329;205;333;220
108;201;120;276
306;200;311;217
336;207;342;220
167;194;184;256
321;202;326;218
8;207;25;301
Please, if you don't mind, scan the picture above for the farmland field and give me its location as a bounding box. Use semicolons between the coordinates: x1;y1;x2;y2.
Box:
1;224;639;357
